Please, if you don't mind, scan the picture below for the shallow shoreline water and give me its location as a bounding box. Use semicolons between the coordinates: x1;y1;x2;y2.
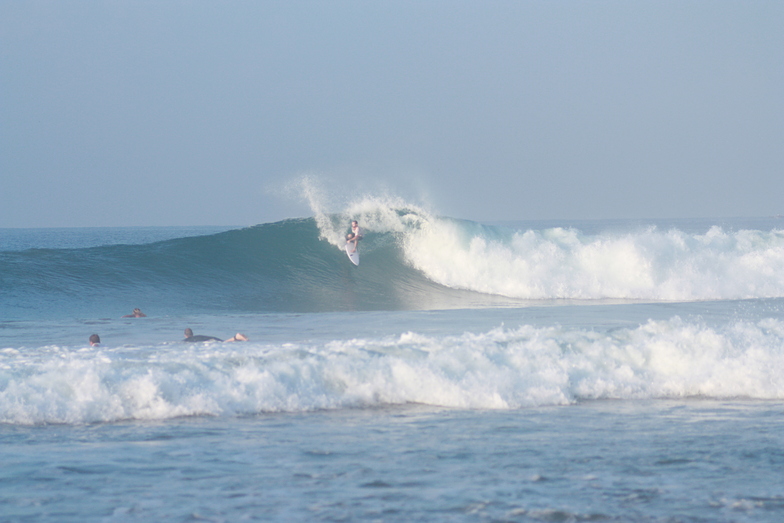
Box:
3;400;783;522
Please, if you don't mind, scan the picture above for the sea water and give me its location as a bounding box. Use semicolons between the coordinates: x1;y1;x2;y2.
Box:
2;207;784;521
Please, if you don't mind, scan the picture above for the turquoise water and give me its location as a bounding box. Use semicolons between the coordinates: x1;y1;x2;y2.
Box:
2;213;784;521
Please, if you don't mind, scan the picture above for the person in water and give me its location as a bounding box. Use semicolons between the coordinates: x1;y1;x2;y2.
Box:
122;308;147;318
347;220;364;253
89;334;101;346
183;328;222;342
183;328;248;343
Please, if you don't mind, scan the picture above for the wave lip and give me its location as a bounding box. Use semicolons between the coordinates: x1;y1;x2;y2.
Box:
2;317;784;425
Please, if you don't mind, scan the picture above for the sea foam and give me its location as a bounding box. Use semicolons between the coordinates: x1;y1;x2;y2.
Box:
402;221;784;301
298;180;784;302
2;317;784;424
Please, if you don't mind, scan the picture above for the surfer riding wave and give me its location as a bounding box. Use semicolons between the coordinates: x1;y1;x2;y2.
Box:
346;220;363;253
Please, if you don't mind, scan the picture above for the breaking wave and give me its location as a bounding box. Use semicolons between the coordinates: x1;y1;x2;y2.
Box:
3;316;784;424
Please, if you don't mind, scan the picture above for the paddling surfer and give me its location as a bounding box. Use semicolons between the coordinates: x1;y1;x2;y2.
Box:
183;328;222;342
182;328;248;343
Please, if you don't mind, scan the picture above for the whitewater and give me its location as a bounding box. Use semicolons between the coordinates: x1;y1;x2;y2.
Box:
3;312;784;425
2;200;784;521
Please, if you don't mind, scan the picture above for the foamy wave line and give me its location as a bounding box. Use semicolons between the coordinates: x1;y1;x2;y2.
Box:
2;317;784;424
404;224;784;301
290;176;784;301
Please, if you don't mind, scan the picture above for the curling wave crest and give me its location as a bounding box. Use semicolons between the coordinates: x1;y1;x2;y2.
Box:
308;194;784;301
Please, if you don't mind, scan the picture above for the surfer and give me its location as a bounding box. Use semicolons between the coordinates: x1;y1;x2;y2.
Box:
347;220;363;253
183;328;222;343
89;334;101;346
123;308;147;318
182;329;248;342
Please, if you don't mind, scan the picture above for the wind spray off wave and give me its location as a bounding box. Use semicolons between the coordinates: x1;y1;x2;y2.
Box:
295;178;784;302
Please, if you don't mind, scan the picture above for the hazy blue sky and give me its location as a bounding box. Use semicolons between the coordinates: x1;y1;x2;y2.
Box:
1;1;782;227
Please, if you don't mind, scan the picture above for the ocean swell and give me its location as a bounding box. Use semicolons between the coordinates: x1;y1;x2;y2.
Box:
3;201;784;320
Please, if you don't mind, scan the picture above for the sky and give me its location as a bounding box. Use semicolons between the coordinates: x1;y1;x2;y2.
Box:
1;1;782;228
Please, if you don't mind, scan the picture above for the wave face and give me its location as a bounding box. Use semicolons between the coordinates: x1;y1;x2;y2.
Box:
3;316;784;424
2;204;784;318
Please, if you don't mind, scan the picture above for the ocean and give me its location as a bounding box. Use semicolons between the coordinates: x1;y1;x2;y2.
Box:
2;205;784;522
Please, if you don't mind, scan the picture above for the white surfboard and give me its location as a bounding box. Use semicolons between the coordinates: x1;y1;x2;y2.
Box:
345;242;360;266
